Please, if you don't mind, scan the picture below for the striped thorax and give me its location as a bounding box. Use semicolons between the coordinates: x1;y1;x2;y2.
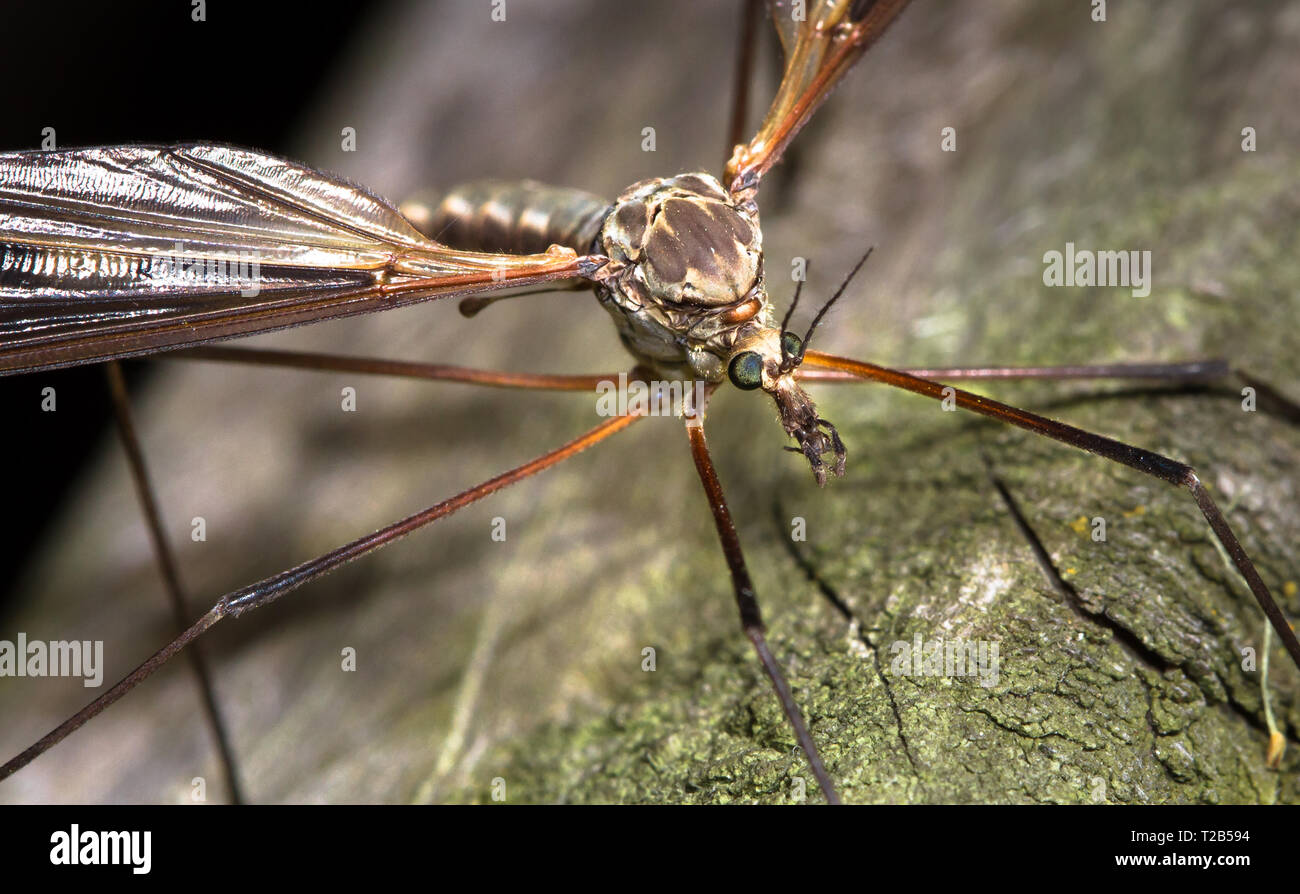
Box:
592;173;769;383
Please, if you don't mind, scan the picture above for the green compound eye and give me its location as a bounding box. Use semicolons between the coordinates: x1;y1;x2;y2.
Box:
780;331;803;359
728;351;764;390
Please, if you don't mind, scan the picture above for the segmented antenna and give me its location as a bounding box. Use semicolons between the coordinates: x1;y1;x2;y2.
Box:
800;245;874;358
782;245;875;370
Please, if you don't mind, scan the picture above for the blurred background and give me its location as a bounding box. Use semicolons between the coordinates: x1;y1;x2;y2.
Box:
2;0;1298;803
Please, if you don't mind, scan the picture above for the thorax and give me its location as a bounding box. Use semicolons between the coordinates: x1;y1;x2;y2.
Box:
592;172;770;382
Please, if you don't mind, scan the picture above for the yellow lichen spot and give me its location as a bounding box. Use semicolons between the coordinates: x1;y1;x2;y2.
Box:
1063;568;1077;578
1068;516;1089;536
1123;505;1146;518
1284;581;1297;599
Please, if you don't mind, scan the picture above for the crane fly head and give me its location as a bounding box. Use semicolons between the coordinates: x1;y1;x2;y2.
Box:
727;327;845;487
725;244;874;487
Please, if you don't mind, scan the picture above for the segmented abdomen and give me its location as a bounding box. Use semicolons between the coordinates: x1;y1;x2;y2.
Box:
401;180;610;255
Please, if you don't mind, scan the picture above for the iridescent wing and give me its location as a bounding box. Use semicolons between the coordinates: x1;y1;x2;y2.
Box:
724;0;913;197
0;144;606;374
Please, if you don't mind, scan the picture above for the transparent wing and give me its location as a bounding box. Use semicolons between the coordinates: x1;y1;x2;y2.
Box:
724;0;913;197
0;144;604;374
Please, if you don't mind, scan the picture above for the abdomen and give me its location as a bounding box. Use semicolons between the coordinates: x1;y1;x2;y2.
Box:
401;180;610;255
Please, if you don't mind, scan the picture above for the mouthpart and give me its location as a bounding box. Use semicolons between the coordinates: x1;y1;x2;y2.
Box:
773;377;847;487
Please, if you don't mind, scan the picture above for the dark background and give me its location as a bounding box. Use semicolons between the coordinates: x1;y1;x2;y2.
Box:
0;0;383;611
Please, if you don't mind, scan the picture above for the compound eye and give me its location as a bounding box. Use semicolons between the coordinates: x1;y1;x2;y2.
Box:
728;351;764;390
780;331;803;360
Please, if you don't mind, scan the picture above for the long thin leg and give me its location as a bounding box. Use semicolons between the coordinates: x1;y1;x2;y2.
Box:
800;358;1300;423
800;350;1300;671
0;409;643;781
797;359;1230;383
105;362;244;803
174;345;614;391
684;402;840;804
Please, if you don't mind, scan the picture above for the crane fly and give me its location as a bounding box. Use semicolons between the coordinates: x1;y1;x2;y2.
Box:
2;0;1298;804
